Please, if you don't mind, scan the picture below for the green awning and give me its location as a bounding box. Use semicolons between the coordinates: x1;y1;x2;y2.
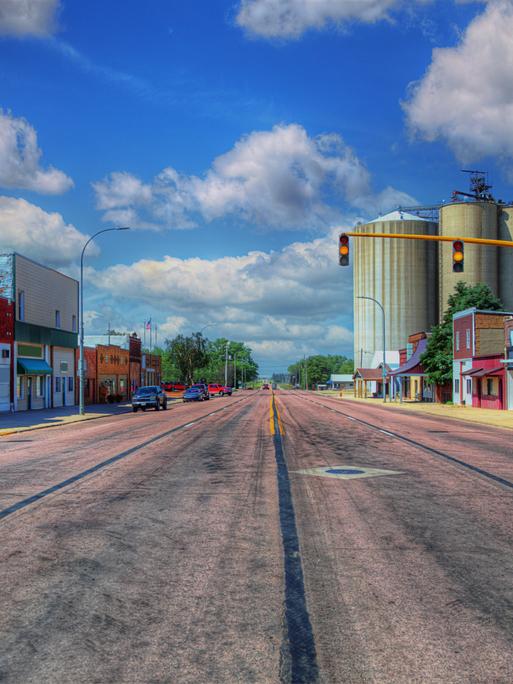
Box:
17;359;53;375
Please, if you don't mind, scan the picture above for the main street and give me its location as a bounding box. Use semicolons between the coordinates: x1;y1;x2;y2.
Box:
0;390;512;683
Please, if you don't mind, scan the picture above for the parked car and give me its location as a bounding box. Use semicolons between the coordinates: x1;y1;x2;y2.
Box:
220;385;232;396
162;381;186;392
262;383;270;390
183;383;210;402
132;385;168;412
208;383;224;397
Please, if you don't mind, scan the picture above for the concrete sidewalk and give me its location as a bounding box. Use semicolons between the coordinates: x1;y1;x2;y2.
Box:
317;391;513;430
0;403;135;437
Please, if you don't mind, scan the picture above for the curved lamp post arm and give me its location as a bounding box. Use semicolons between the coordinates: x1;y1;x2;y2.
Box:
356;295;387;402
79;227;130;415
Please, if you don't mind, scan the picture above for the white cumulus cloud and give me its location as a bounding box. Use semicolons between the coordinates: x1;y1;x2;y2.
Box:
404;0;513;165
0;111;73;194
235;0;429;38
0;0;60;37
0;196;91;266
94;124;412;230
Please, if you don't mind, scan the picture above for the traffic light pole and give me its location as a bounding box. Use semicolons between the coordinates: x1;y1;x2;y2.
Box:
345;231;513;248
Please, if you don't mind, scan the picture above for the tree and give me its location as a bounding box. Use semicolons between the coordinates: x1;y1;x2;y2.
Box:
288;354;354;387
421;282;503;386
196;338;259;386
152;345;180;381
166;333;208;385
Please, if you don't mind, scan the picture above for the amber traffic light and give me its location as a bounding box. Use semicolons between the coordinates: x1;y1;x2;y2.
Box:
452;240;464;273
339;233;349;266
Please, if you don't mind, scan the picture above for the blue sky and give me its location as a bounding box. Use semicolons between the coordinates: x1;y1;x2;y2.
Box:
1;0;512;374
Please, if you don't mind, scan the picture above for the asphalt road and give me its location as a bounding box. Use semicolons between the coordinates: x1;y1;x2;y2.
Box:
0;390;512;683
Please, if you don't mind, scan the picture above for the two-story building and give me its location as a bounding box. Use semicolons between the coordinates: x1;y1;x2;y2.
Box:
0;253;78;411
503;318;513;410
453;308;513;410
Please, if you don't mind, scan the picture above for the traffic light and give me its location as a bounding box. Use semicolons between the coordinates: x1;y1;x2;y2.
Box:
452;240;464;273
339;233;349;266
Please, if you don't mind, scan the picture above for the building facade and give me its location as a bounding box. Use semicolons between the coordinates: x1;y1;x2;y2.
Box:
453;308;513;410
0;253;78;412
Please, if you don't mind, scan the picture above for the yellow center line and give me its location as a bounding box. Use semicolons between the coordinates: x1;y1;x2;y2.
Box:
275;398;285;435
269;395;275;435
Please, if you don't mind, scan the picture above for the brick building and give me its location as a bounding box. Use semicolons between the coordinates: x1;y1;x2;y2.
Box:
453;308;513;410
141;352;161;387
96;344;130;402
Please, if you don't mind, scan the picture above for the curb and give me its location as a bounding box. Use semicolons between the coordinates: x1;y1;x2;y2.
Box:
0;408;133;437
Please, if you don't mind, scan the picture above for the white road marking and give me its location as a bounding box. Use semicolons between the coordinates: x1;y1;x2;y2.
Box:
294;465;403;480
183;423;196;428
380;430;395;437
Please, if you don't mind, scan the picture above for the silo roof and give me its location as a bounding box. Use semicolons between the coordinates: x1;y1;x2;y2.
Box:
370;210;431;223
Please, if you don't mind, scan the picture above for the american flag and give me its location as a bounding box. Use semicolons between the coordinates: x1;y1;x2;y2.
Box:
145;319;151;330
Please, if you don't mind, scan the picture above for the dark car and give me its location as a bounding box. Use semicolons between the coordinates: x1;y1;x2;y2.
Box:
220;386;232;396
132;385;168;412
262;383;270;390
183;384;210;402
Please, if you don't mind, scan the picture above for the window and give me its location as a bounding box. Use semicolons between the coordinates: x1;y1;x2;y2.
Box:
466;329;470;349
455;331;460;351
68;376;74;392
466;379;472;395
487;378;494;396
18;291;25;321
1;349;9;359
55;310;61;328
55;376;61;393
37;376;45;398
17;376;23;399
455;379;460;394
72;315;77;332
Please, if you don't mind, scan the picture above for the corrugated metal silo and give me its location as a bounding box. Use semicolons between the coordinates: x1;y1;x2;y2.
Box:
499;206;513;310
353;211;438;366
438;202;499;316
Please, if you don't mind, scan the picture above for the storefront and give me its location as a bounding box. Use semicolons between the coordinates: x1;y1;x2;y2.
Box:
52;347;76;408
16;357;52;411
97;345;129;402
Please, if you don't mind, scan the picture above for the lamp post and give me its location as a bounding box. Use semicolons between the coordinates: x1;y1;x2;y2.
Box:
224;341;229;387
357;295;387;402
79;227;130;416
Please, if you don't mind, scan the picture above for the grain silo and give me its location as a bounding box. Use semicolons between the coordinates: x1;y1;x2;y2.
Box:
353;211;438;366
438;202;499;316
499;206;513;310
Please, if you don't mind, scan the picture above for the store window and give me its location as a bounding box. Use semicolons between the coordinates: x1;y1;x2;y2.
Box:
455;331;460;351
466;379;471;395
55;310;61;329
17;376;23;399
455;379;460;394
486;378;494;396
55;376;61;393
1;349;9;359
68;376;74;392
37;376;45;397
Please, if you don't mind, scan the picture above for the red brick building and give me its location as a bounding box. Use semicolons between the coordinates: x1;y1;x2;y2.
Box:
0;298;14;411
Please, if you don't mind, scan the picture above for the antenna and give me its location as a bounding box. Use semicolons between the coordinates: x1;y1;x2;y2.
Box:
453;170;494;201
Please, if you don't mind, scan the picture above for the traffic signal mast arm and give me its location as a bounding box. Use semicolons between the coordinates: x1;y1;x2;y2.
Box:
345;231;513;248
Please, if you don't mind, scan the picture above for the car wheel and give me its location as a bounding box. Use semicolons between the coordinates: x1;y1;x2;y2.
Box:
141;406;146;411
163;401;168;410
219;391;224;396
155;402;160;411
132;406;138;412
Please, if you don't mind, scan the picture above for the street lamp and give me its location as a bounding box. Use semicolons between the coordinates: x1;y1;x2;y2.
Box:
357;296;387;402
79;227;130;415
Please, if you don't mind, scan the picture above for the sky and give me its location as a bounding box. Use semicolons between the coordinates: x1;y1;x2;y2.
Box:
1;0;513;375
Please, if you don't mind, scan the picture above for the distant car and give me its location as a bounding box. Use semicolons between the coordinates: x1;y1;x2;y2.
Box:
208;383;223;397
220;385;232;396
183;383;209;401
162;381;186;392
132;385;168;412
262;383;270;390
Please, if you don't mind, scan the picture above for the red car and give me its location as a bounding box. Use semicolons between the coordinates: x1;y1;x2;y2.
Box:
208;383;224;396
220;386;233;396
162;382;186;392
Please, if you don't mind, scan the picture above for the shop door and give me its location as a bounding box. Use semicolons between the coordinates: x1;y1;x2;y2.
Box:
27;377;32;410
0;344;10;411
508;371;513;410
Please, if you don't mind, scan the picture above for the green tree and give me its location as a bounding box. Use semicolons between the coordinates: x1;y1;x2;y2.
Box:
197;338;258;386
152;345;180;381
421;282;503;386
166;333;208;385
288;354;354;387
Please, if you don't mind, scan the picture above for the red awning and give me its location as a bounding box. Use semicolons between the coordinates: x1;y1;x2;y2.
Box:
469;366;504;378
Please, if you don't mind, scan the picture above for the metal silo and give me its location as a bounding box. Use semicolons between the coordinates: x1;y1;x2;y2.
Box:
353;211;438;366
499;206;513;310
438;202;499;316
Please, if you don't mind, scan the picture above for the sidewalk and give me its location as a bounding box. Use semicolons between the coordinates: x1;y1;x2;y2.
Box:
0;403;133;437
316;392;513;431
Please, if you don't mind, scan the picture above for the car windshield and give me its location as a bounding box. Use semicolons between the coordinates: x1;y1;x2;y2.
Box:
191;385;204;389
187;387;201;392
136;387;157;395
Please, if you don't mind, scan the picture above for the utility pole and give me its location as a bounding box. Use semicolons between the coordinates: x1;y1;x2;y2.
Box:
224;342;229;386
234;354;237;389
